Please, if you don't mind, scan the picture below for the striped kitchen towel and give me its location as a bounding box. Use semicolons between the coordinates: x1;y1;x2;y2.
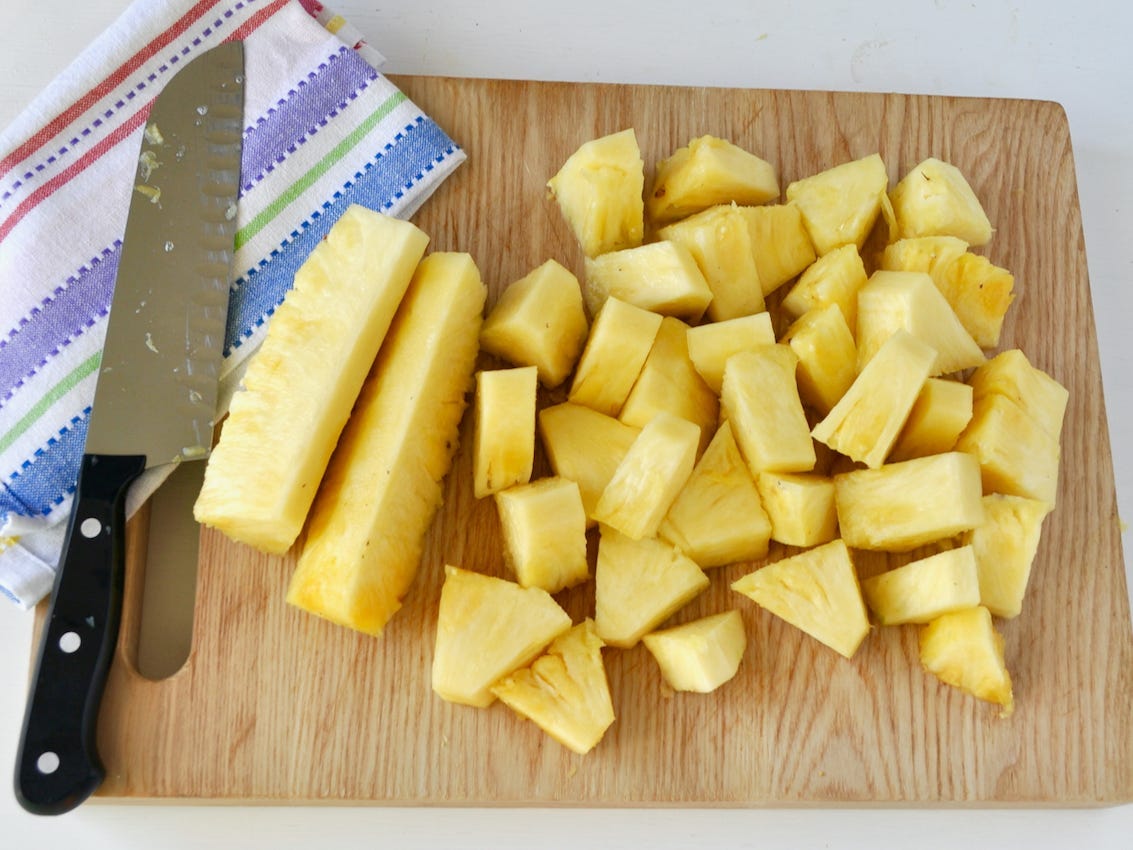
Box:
0;0;466;609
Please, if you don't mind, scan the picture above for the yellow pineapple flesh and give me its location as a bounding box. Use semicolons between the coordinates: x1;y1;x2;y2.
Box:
491;620;615;755
568;296;662;416
834;452;985;551
785;153;889;255
889;157;993;246
781;303;858;416
657;421;772;568
473;366;538;499
968;349;1069;439
936;252;1015;349
547;128;645;258
755;471;838;548
648;135;779;225
685;312;776;395
861;546;981;625
888;377;973;462
583;240;713;322
735;204;817;295
431;565;572;708
658;203;765;320
284;252;484;635
962;494;1052;619
919;606;1014;715
641;610;747;693
594;527;710;648
194;206;429;553
780;243;869;331
731;539;870;659
496;477;589;594
593;412;701;540
811;329;935;469
479;259;589;388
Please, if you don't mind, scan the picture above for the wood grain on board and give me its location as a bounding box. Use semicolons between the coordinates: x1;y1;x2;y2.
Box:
61;77;1132;805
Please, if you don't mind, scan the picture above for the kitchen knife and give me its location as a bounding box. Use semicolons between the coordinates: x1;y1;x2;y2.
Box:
14;41;245;816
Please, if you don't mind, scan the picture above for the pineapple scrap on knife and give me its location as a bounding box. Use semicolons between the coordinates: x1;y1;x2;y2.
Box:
285;252;486;635
194;206;428;553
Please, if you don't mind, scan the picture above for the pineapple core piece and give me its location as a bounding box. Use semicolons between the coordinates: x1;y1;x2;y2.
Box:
538;402;640;525
496;477;589;594
594;527;710;648
583;240;713;322
569;296;663;417
642;610;747;693
968;349;1069;440
479;259;589;388
473;366;538;499
721;345;816;475
781;303;858;416
855;270;985;376
658;204;766;321
888;377;974;462
780;243;869;331
658;421;773;568
731;539;870;659
735;204;817;295
685;312;776;395
195;206;428;553
286;252;485;635
919;606;1014;715
647;134;779;226
547;127;645;258
811;330;935;469
889;157;993;247
834;451;985;551
619;317;718;456
861;545;981;625
785;153;889;256
755;471;838;548
593;412;701;540
491;620;615;756
963;494;1052;619
431;565;572;708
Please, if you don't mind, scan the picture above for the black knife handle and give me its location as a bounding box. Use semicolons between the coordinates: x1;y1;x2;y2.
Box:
14;453;146;816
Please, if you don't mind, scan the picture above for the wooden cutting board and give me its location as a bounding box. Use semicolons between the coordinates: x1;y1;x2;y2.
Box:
74;76;1133;805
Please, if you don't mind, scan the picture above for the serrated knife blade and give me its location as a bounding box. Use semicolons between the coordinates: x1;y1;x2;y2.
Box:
14;41;245;816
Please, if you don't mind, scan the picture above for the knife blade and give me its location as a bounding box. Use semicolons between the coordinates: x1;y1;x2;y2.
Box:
14;41;245;816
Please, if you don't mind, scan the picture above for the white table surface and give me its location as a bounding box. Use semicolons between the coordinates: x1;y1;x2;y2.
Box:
1;0;1130;846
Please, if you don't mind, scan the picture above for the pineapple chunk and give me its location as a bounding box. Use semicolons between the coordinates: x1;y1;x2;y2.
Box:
431;565;572;708
735;204;817;295
811;330;935;469
685;312;776;394
195;207;428;553
479;259;589;388
881;235;969;280
890;157;993;246
547;128;644;258
473;366;538;499
594;527;710;648
963;494;1052;619
496;477;589;594
968;349;1068;439
658;421;772;568
781;303;857;415
568;296;662;416
659;204;765;320
936;253;1015;349
755;471;838;548
731;539;869;659
538;402;640;524
861;546;981;625
721;345;816;474
888;377;974;462
619;317;718;455
834;452;985;552
286;253;484;635
583;240;713;322
593;412;700;540
955;393;1061;505
919;606;1014;715
855;270;985;375
647;135;779;225
642;610;747;693
491;620;615;755
780;243;869;331
785;153;889;256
